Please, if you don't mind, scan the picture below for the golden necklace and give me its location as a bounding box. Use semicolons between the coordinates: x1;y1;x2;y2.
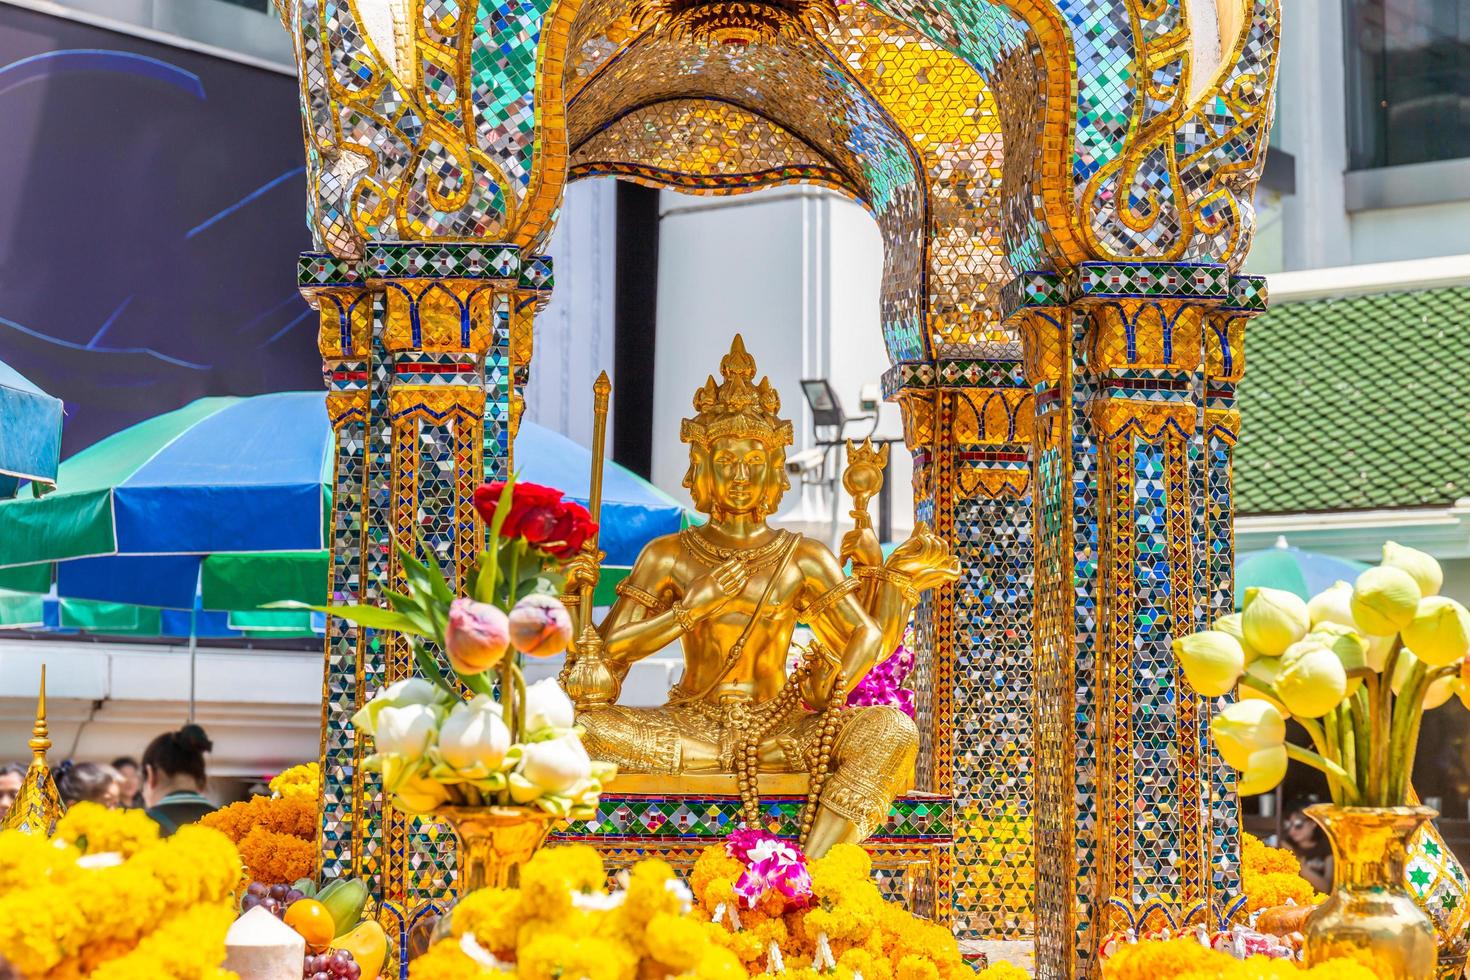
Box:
679;526;791;569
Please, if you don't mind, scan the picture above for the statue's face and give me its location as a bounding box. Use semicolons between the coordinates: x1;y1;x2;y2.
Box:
691;436;784;519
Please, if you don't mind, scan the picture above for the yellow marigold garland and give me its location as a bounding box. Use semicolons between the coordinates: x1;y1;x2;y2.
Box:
54;803;160;858
1240;833;1325;913
0;807;240;979
269;761;321;800
1101;937;1379;980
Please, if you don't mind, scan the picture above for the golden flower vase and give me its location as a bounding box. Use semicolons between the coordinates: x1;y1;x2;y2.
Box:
1304;804;1438;980
434;805;560;894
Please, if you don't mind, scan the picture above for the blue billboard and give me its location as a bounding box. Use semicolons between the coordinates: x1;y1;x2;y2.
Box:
0;5;319;455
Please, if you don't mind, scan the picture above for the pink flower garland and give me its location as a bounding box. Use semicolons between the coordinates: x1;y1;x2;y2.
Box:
724;828;813;909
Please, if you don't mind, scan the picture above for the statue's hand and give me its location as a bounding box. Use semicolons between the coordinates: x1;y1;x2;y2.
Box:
564;547;603;594
885;521;961;592
839;526;883;569
800;642;843;709
682;558;749;619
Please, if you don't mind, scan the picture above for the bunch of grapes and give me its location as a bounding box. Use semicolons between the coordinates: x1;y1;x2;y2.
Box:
241;882;307;918
302;950;361;980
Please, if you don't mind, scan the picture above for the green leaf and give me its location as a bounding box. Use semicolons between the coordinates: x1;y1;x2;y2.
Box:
412;640;460;698
456;670;494;697
268;601;429;635
472;553;497;605
400;544;453;606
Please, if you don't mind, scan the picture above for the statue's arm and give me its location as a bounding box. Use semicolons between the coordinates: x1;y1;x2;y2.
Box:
599;538;683;665
797;543;886;693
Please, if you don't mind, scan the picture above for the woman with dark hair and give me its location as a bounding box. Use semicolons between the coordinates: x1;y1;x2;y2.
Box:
1283;796;1334;892
57;761;122;809
141;724;217;834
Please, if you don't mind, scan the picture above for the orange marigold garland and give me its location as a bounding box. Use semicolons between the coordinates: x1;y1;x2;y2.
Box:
200;775;320;885
1241;833;1324;913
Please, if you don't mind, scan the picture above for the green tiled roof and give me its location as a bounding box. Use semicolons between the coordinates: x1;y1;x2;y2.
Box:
1235;285;1470;516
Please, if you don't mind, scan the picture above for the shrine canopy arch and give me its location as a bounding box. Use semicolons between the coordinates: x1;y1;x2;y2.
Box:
276;0;1279;364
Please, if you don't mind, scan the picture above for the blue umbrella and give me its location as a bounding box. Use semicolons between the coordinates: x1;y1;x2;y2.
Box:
0;391;690;609
0;358;63;498
1234;536;1372;608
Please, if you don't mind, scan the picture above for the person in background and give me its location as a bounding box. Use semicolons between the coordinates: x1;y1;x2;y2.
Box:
111;756;145;808
141;724;217;834
1283;796;1334;892
57;761;123;809
0;763;24;823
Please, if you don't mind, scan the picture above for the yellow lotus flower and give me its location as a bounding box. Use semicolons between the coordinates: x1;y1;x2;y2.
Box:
1351;565;1422;635
1391;647;1458;709
1173;631;1246;697
1236;745;1289;796
1275;647;1348;718
1402;596;1470;668
1211;700;1286;770
1213;613;1262;664
1365;632;1395;672
1307;580;1356;629
1308;623;1369;694
1240;657;1290;714
1383;541;1443;597
1241;587;1310;656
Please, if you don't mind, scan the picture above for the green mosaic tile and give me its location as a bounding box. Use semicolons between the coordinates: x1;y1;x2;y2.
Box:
557;795;953;840
1075;261;1229;301
298;252;363;288
366;242;521;280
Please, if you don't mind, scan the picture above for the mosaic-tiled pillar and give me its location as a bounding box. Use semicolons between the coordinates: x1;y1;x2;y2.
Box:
892;351;1035;941
302;244;533;935
1201;278;1264;903
299;254;375;888
1010;265;1264;979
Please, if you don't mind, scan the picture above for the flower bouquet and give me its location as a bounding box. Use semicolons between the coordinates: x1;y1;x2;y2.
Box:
295;477;616;889
1174;542;1470;976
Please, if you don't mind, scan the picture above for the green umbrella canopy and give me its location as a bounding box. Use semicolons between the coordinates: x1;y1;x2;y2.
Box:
1234;537;1371;609
0;392;690;612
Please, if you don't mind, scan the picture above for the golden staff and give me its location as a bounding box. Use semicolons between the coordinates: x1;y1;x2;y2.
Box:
581;371;612;628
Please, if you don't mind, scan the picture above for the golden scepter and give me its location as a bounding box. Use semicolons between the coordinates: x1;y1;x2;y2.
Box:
843;437;889;530
563;372;618;707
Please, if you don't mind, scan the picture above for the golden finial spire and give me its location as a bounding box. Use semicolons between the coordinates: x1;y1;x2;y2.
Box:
1;665;65;834
29;664;52;763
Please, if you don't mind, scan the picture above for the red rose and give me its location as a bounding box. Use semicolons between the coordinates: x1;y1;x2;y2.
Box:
473;481;563;539
544;500;596;560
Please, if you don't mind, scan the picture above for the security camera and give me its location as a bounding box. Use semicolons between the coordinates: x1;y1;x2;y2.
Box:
785;447;825;476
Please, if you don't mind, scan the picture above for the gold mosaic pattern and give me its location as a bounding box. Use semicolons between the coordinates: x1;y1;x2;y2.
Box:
822;5;1011;346
563;20;930;359
568;99;858;193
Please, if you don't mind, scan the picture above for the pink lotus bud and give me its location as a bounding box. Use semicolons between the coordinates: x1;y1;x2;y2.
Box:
445;598;510;673
508;593;573;657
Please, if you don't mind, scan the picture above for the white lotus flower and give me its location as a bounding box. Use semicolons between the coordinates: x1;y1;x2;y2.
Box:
514;732;593;798
373;703;439;761
352;677;450;736
523;678;576;734
437;695;511;774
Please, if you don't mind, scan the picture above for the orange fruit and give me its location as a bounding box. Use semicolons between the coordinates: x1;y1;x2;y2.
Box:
283;898;336;952
332;919;388;979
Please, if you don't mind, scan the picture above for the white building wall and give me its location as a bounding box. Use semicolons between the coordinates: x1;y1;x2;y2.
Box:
1266;0;1470;272
523;178;619;448
652;187;914;538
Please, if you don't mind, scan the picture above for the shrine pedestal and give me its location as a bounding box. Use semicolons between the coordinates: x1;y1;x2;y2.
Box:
556;789;955;920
